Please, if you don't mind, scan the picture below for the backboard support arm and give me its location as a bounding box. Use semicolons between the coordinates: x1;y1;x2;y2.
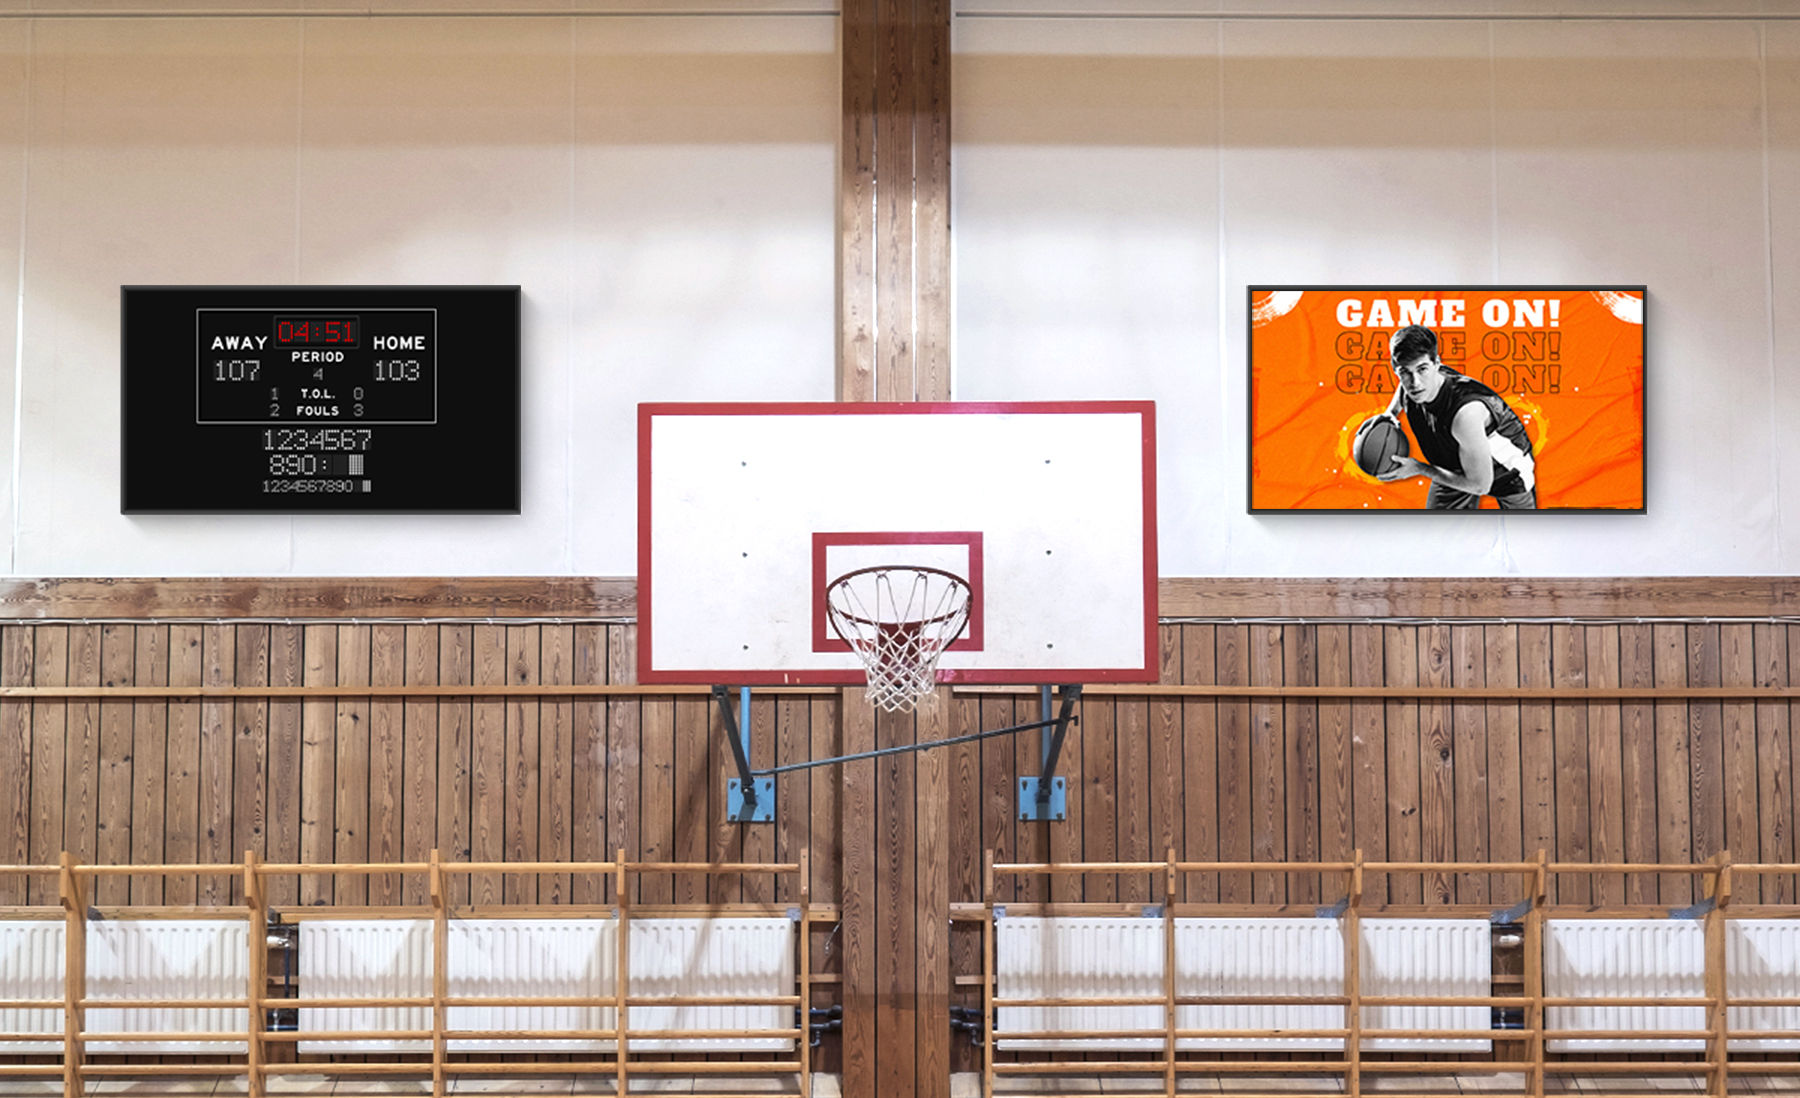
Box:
714;685;773;823
1019;683;1081;821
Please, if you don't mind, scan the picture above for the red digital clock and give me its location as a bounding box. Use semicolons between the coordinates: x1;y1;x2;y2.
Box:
274;315;359;348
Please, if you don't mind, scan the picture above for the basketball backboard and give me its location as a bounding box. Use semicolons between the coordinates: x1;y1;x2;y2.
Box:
637;401;1158;686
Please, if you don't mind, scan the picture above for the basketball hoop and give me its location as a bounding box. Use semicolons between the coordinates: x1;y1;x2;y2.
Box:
825;565;972;713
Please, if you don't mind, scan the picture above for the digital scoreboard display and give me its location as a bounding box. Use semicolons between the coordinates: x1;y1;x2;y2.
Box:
122;286;520;513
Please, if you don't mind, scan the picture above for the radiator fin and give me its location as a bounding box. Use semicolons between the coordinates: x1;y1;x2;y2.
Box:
0;921;62;1053
85;919;248;1054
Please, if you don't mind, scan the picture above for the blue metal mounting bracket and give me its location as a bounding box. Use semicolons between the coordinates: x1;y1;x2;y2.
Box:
1018;684;1081;821
715;686;774;824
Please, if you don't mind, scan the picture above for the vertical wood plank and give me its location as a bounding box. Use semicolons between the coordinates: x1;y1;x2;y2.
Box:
606;627;639;903
1181;625;1217;904
1148;626;1183;900
1688;624;1726;866
333;626;371;906
265;625;303;908
95;625;136;905
1450;625;1488;906
811;694;840;906
1117;690;1151;905
0;628;29;905
1008;693;1040;904
1216;625;1251;903
1722;625;1758;879
131;625;169;904
503;625;540;905
439;624;474;907
1757;624;1792;902
232;625;270;905
1080;694;1118;903
1049;689;1083;906
367;624;405;905
539;625;573;904
403;625;439;907
197;624;234;903
1350;625;1387;906
299;625;338;907
1620;624;1659;905
63;626;101;882
572;624;607;905
874;704;915;1098
1551;625;1590;905
29;627;67;907
1654;624;1693;905
838;0;876;403
914;698;949;1098
1586;626;1625;908
1284;624;1320;905
1483;625;1522;904
1248;625;1285;904
839;694;875;1098
1382;625;1421;906
1418;624;1453;905
744;692;779;903
164;625;201;905
469;625;506;906
638;692;674;905
778;694;811;905
1316;624;1355;880
703;691;742;903
1517;625;1556;900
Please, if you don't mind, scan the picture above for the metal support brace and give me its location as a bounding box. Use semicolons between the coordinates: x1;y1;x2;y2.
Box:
714;686;773;823
1019;684;1082;821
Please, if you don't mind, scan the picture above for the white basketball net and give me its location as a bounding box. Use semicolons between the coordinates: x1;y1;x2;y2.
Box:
825;566;972;714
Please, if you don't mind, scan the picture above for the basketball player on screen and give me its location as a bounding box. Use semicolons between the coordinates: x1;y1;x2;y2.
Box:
1375;325;1537;510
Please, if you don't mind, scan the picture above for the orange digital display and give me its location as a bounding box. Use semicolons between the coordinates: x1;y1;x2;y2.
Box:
1247;286;1645;512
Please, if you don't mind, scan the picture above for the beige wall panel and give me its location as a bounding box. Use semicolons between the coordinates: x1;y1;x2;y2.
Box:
16;18;299;574
1490;21;1769;570
568;15;835;570
0;24;24;571
1765;22;1800;571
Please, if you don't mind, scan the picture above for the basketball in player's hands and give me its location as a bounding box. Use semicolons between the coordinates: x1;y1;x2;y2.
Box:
1352;415;1410;477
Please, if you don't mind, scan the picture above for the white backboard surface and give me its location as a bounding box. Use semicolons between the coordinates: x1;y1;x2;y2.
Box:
639;401;1158;685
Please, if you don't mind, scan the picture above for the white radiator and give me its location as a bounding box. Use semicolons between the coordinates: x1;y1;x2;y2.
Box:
1547;918;1800;1052
84;919;248;1054
298;916;795;1054
996;916;1489;1052
0;920;63;1053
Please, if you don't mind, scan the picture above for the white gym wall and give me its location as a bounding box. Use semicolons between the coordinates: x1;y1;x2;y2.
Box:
0;0;1794;576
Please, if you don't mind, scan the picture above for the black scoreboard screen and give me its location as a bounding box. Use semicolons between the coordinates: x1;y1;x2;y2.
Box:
122;286;520;513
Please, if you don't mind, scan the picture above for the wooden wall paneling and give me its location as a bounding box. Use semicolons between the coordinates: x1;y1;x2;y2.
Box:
694;690;726;904
637;691;673;906
1418;625;1453;905
1118;689;1151;906
1147;626;1183;895
571;624;606;906
1585;626;1625;907
915;0;951;405
1349;625;1386;906
367;624;405;905
776;694;810;905
332;626;371;906
28;626;66;907
468;625;506;906
1;628;31;905
605;627;638;906
1449;625;1488;905
1215;625;1252;903
1483;625;1522;904
299;625;338;906
231;626;270;905
265;625;302;907
1722;625;1759;895
811;695;840;906
1757;624;1793;903
837;0;875;404
196;625;234;904
63;626;99;889
946;692;979;1076
1049;690;1084;905
1382;626;1421;907
1653;624;1693;905
874;0;917;403
539;624;574;905
95;625;135;904
1316;624;1355;883
1080;691;1119;903
1282;625;1321;905
1248;625;1285;905
1181;625;1219;904
503;625;540;905
1516;626;1555;902
1005;693;1040;904
876;706;917;1098
164;625;202;905
439;624;473;907
1619;624;1659;905
402;625;438;907
839;696;875;1098
1551;625;1590;905
1688;624;1725;866
742;693;778;904
915;699;949;1097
